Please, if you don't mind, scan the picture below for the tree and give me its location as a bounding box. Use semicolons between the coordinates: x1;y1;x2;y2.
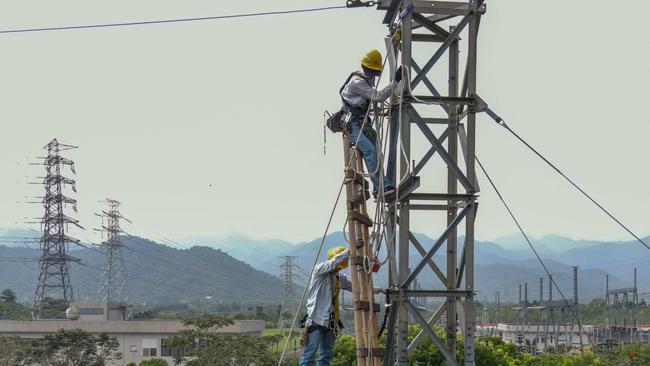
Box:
331;335;356;366
169;315;273;366
131;310;155;320
0;336;34;366
0;290;16;303
36;329;121;366
0;301;31;320
139;359;169;366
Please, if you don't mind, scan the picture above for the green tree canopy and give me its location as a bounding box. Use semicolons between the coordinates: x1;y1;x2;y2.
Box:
0;290;16;303
139;359;169;366
169;315;273;366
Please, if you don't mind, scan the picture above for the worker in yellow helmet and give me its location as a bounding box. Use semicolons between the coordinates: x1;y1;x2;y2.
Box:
340;49;403;199
299;246;351;366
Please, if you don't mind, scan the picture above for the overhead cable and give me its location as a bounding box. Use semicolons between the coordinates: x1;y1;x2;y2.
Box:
277;181;346;365
476;157;594;346
0;5;347;35
485;110;650;251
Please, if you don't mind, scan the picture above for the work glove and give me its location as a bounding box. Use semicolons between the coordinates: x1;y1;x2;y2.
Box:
394;66;403;83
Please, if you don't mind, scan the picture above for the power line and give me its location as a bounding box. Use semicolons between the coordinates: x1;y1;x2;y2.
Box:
156;237;282;287
226;234;311;277
476;156;595;346
485;111;650;252
78;245;228;299
148;235;281;287
227;234;276;259
278;180;346;365
0;5;347;35
120;232;283;293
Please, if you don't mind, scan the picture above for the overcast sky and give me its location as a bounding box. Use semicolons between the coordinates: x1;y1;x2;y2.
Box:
1;0;648;244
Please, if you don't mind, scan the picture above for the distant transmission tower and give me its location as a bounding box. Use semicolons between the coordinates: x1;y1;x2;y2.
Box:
32;139;83;319
278;256;298;328
96;199;130;303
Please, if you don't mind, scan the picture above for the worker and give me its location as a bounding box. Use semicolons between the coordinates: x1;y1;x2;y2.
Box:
340;49;403;198
299;246;352;366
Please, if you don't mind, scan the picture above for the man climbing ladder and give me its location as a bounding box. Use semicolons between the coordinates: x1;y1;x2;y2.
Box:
340;49;402;198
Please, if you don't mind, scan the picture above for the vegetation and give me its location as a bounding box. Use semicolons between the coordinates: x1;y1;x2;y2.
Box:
168;315;274;366
130;302;282;327
280;325;650;365
470;298;650;326
139;359;169;366
0;318;649;365
0;329;121;365
0;302;30;320
0;289;16;303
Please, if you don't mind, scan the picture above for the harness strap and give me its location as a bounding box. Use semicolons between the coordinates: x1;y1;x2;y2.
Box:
339;71;372;109
331;272;341;322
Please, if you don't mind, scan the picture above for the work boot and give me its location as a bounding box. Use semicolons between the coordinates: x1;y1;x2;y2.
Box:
373;186;396;200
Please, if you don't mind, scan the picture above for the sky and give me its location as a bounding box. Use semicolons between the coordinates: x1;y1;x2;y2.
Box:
1;0;649;244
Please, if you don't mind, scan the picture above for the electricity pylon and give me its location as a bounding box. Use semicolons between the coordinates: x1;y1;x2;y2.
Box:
96;199;130;303
278;256;298;329
32;139;83;319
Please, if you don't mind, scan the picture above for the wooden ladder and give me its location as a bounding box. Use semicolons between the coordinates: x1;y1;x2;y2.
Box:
342;135;383;366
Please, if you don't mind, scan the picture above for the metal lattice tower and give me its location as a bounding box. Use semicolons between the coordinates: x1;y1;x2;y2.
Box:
512;270;582;353
32;139;83;319
605;268;639;345
96;199;130;303
376;1;486;365
278;256;298;329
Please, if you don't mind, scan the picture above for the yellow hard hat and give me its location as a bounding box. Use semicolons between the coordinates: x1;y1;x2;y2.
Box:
361;49;383;71
327;246;349;269
327;246;346;259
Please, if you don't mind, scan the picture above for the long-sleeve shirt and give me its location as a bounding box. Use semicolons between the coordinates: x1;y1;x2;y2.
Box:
305;250;353;327
341;73;399;107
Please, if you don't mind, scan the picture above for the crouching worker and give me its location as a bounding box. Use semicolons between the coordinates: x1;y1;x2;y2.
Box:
299;246;352;366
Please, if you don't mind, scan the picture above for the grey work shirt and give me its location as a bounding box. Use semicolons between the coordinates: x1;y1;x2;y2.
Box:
340;73;399;107
305;250;353;327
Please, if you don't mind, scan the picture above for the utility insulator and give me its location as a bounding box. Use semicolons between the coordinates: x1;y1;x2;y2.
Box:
346;0;377;8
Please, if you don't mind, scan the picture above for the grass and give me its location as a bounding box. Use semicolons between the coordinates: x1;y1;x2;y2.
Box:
264;327;301;354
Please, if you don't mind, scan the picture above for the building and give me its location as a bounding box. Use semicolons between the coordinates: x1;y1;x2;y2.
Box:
0;302;265;365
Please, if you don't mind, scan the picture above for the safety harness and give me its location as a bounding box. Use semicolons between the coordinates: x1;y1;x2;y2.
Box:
329;272;343;337
326;71;373;134
299;271;344;345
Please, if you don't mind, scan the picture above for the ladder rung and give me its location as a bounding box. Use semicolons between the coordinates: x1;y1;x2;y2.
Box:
348;211;373;227
354;300;380;312
350;255;364;266
348;191;369;205
345;169;369;189
356;348;384;358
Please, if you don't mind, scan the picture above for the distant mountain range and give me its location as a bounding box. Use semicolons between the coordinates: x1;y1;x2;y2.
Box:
0;233;284;304
1;228;647;304
174;231;649;303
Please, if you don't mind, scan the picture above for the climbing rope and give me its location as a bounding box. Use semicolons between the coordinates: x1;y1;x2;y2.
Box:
278;40;394;364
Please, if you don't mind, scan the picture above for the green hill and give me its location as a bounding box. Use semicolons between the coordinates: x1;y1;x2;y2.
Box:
0;235;283;304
